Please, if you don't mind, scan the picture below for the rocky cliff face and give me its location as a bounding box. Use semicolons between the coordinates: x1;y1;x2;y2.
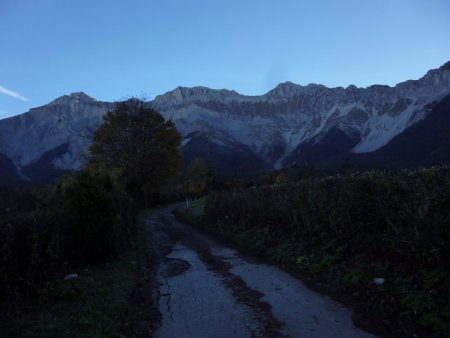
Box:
352;92;450;169
153;62;450;168
0;62;449;183
0;93;114;182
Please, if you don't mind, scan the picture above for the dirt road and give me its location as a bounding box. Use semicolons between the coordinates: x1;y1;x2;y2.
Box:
148;204;376;338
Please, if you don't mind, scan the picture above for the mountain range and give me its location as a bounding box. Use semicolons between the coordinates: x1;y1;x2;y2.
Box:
0;62;449;184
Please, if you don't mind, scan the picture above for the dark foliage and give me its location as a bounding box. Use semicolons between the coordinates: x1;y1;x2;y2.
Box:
0;168;134;326
60;169;134;263
90;100;181;205
202;167;450;336
1;99;183;332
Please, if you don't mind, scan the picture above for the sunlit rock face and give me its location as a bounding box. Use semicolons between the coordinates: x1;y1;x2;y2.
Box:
0;62;449;183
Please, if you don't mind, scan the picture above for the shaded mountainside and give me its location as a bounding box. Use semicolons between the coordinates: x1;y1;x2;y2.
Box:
0;93;114;183
282;128;360;170
285;93;450;170
0;62;449;183
353;93;450;168
0;153;21;185
181;135;272;176
21;143;72;183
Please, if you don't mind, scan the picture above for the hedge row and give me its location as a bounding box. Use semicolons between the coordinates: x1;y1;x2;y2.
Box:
204;167;450;336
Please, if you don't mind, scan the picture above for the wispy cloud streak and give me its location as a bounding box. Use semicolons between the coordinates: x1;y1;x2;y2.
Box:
0;85;29;101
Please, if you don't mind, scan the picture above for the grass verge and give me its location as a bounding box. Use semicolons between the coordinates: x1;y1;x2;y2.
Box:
177;193;450;338
3;212;156;338
177;198;206;225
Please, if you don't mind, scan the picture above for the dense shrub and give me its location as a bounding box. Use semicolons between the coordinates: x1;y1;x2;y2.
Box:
203;167;450;336
1;101;181;333
0;168;134;323
0;188;40;298
206;168;450;262
61;169;133;263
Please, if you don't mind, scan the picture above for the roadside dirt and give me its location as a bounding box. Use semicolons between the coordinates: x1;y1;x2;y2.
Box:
147;204;376;338
118;217;163;338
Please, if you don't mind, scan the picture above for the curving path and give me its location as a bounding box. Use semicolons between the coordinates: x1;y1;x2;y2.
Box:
148;205;376;338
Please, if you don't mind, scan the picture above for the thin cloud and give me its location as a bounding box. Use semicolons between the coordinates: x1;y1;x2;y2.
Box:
0;85;29;101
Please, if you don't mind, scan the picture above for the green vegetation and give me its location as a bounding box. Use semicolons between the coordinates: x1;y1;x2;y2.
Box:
90;99;181;206
185;159;214;197
0;170;139;337
178;167;450;337
10;253;138;337
1;100;181;336
178;197;206;225
3;210;150;338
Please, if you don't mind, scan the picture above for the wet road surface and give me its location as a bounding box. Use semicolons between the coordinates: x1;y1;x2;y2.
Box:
149;205;376;338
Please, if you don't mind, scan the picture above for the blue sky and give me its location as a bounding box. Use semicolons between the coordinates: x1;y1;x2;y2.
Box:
1;0;449;119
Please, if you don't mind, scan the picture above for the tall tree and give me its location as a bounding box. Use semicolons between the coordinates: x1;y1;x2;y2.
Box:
90;99;181;205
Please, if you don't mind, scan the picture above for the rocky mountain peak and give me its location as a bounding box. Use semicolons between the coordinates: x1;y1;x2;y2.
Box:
154;86;240;107
345;84;359;92
49;92;96;105
266;81;302;98
1;61;449;183
439;61;450;70
265;82;330;99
